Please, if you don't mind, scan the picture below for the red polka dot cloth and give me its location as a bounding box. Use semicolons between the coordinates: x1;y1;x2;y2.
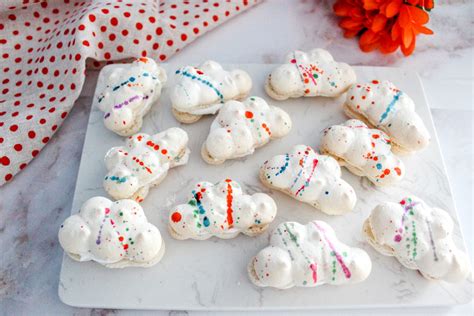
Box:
0;0;260;186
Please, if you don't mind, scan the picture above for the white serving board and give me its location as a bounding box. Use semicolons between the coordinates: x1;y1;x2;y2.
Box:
58;65;472;310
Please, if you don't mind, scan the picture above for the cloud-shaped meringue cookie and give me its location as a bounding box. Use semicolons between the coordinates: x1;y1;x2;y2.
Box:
201;96;292;164
320;119;405;186
248;221;372;289
260;145;356;215
94;57;167;136
343;80;430;153
363;196;470;282
265;48;356;100
104;127;190;202
58;196;164;268
170;60;252;123
168;179;277;240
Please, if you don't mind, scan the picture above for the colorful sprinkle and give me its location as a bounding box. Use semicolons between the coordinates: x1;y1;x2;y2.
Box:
379;91;402;124
312;221;351;279
226;180;234;228
176;68;224;103
171;212;182;223
295;159;318;196
275;154;290;176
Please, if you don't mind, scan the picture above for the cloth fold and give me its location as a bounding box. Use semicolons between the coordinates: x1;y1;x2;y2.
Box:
0;0;259;186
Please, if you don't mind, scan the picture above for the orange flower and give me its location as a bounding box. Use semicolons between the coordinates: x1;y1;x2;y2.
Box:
334;0;434;56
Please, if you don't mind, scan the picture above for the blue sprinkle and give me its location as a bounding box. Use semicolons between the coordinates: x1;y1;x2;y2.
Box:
379;91;402;123
109;175;127;183
275;154;290;176
176;69;224;103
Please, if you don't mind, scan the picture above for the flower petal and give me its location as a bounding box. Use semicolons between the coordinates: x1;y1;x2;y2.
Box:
360;40;380;52
391;22;402;41
402;26;415;47
423;0;435;10
408;5;429;24
413;24;434;35
398;5;410;26
344;29;361;38
401;36;416;56
360;29;381;45
363;0;380;11
340;18;365;31
385;0;402;18
333;2;352;16
380;32;400;54
371;14;388;32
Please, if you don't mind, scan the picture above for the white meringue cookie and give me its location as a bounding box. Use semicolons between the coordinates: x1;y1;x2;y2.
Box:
58;196;165;268
344;80;430;153
260;144;356;215
201;96;292;164
248;220;372;289
94;57;167;136
168;179;277;240
364;196;470;282
265;48;356;100
320;119;405;186
103;127;190;202
170;60;252;123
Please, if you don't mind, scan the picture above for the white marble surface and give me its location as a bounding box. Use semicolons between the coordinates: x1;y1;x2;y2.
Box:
0;0;473;315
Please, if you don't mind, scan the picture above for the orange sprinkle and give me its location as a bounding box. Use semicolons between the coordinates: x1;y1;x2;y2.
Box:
171;212;182;223
262;123;271;136
226;182;234;228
